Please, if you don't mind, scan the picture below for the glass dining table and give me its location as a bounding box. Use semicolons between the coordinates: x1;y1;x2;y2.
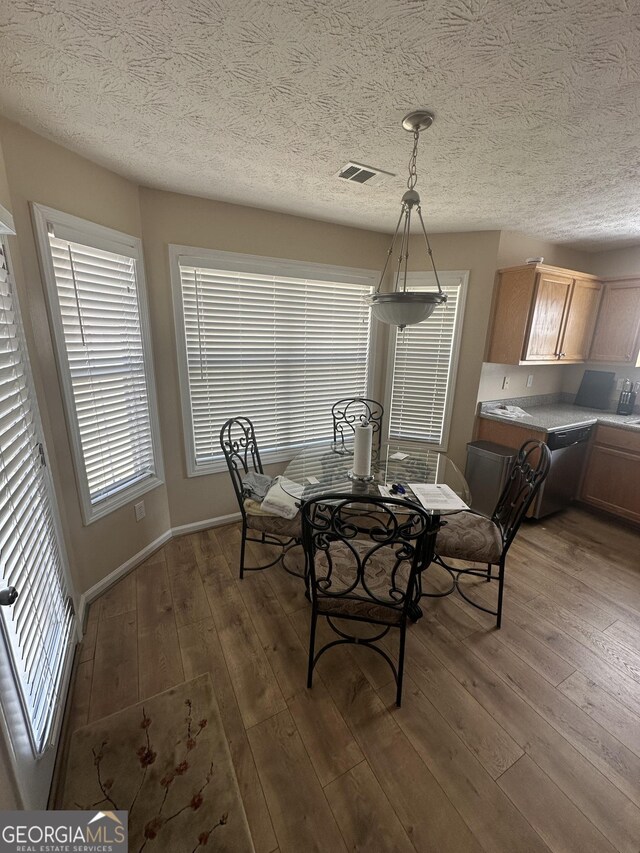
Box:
281;439;471;514
280;440;471;621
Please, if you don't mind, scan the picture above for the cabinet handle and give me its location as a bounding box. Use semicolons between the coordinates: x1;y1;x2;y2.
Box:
558;352;566;358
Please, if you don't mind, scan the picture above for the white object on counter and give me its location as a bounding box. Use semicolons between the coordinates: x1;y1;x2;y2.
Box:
353;422;373;477
489;404;530;419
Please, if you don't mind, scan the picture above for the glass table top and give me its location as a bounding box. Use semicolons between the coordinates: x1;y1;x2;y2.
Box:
281;440;470;515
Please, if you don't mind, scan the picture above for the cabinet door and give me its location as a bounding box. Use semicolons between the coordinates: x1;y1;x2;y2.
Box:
558;278;602;362
524;274;572;361
581;444;640;524
589;281;640;363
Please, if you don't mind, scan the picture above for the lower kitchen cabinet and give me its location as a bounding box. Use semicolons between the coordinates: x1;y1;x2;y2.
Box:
581;425;640;524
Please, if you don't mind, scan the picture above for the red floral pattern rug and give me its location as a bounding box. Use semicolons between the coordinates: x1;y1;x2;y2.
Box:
62;674;254;852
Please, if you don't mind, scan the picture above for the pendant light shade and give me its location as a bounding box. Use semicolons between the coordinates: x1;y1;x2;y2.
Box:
368;110;447;330
369;291;445;327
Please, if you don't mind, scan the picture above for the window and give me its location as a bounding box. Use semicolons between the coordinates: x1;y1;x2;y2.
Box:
170;247;376;474
0;236;76;756
386;271;468;449
32;205;163;523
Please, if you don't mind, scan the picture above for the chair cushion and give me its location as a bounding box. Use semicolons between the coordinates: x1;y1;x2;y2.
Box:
244;498;301;538
436;511;503;564
318;596;404;625
313;541;411;624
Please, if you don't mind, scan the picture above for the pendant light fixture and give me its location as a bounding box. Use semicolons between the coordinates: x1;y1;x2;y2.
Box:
368;110;447;330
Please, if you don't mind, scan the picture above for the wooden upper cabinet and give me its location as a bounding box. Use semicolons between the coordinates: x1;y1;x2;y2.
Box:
487;264;602;365
560;278;603;362
524;273;572;361
589;279;640;364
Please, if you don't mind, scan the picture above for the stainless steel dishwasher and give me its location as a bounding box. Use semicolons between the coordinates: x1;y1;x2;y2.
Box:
531;425;593;518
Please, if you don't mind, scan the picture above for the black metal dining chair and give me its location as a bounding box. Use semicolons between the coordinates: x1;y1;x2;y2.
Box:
301;493;441;706
426;439;551;627
219;417;302;579
331;398;384;451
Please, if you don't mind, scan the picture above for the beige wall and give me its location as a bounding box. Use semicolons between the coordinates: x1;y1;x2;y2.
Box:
496;230;595;272
587;244;640;278
477;362;565;403
0;119;171;595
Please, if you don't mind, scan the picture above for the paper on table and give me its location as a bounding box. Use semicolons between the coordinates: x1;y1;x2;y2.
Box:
388;451;409;460
408;483;468;511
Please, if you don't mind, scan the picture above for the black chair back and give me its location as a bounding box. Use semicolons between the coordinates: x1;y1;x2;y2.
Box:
302;494;438;621
219;417;264;514
492;440;551;549
331;398;384;450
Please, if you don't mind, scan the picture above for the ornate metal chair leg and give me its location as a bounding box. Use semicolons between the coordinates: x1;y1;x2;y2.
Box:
496;558;506;628
396;623;407;707
239;524;247;580
307;610;318;689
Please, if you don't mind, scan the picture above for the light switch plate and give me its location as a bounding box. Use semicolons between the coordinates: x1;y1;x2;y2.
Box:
134;500;146;521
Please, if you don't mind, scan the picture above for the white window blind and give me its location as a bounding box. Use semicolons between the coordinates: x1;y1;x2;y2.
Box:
174;255;374;472
0;239;75;753
33;205;163;523
387;273;467;448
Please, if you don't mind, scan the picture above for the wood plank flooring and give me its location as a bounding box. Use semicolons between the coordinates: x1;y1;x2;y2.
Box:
58;507;640;853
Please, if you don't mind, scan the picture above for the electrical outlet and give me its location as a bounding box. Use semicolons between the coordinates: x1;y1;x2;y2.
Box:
527;374;534;388
134;500;145;522
502;375;510;390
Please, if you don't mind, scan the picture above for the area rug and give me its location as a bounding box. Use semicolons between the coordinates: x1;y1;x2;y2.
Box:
62;673;254;853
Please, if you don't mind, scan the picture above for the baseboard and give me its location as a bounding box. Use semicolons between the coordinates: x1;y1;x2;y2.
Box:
171;511;242;537
76;511;243;627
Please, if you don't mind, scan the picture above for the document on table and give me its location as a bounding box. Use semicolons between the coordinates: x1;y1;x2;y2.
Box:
408;483;469;511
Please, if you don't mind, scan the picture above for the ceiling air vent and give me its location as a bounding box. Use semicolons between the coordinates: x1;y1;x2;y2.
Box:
336;162;394;187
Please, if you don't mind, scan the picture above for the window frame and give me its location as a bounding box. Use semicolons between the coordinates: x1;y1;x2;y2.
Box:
0;227;78;799
31;203;164;524
383;270;469;451
169;244;379;476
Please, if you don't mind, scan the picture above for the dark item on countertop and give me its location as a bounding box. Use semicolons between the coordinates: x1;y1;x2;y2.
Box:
616;382;637;415
574;370;616;410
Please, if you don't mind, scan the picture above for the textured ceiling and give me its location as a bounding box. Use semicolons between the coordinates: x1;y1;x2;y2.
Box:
0;0;639;250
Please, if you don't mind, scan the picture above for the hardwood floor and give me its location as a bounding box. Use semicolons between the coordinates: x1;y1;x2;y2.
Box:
58;507;640;853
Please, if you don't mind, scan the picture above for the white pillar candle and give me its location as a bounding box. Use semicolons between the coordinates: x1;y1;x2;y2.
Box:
353;422;373;477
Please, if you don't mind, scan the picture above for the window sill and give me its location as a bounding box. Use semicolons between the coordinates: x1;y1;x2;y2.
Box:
82;473;164;525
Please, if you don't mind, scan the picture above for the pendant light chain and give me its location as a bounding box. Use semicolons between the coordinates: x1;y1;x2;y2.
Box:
407;129;420;190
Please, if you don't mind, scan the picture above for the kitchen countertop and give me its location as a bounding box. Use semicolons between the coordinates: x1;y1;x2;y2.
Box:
478;402;640;434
